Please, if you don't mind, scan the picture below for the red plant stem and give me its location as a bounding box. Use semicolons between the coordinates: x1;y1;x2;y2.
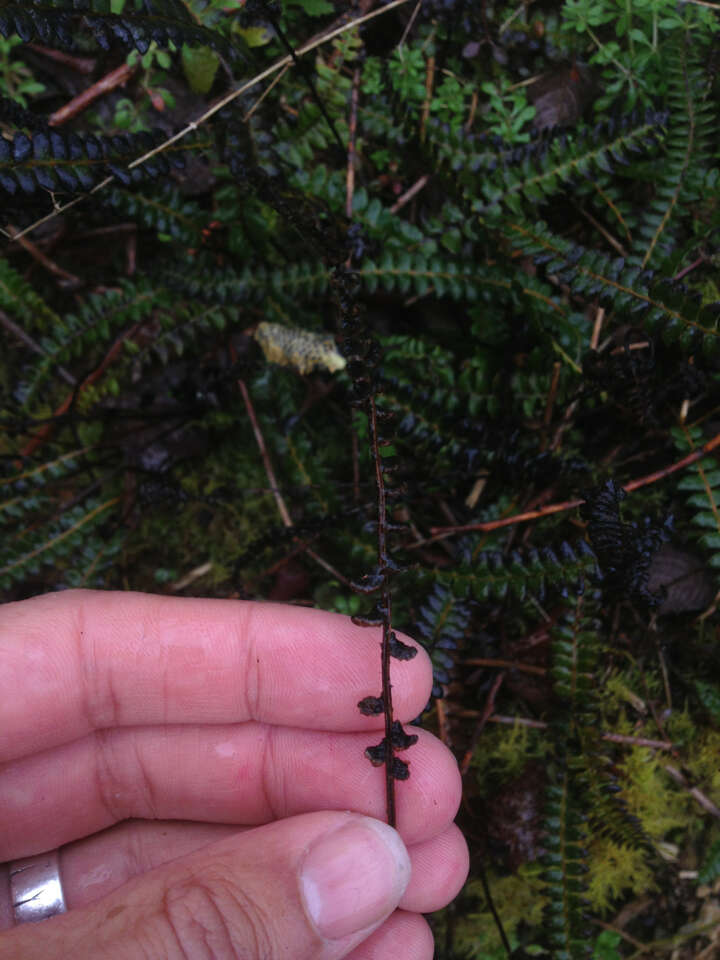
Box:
7;225;81;287
345;68;360;221
370;395;397;828
27;44;96;74
422;429;720;545
20;323;140;458
49;62;136;127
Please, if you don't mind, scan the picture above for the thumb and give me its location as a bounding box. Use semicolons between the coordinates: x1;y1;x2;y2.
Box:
0;812;412;960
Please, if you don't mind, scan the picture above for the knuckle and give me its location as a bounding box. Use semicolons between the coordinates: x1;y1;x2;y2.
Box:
159;866;273;960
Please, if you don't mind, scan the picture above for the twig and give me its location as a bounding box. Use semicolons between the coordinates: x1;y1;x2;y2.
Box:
262;5;345;155
590;306;605;351
170;561;213;591
3;0;412;243
673;254;704;282
49;62;136;127
461;657;547;676
0;310;76;386
420;55;435;142
7;228;81;289
389;174;430;214
20;323;141;458
397;0;423;48
460;672;505;775
27;44;95;74
238;379;293;527
419;429;720;545
435;696;451;748
462;713;677;751
237;378;352;588
243;63;291;122
579;206;629;258
663;765;720;819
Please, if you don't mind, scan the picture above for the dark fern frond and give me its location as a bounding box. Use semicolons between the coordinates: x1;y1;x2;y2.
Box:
580;480;672;606
0;126;211;201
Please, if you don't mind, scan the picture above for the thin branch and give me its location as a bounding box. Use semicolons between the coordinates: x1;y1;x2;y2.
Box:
27;44;95;74
6;225;81;288
389;174;430;214
49;62;136;127
238;379;292;527
461;657;547;676
4;0;411;243
345;68;361;220
398;0;423;47
237;378;352;588
663;764;720;820
0;310;76;386
460;672;505;776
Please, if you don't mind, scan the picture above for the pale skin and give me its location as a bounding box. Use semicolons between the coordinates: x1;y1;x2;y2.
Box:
0;590;469;959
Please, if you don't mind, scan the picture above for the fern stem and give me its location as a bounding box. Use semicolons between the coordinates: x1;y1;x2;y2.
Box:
370;394;397;828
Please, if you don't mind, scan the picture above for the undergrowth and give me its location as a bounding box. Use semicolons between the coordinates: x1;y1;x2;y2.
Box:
1;1;720;957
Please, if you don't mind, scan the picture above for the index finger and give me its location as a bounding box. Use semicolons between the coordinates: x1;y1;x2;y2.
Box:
0;589;432;764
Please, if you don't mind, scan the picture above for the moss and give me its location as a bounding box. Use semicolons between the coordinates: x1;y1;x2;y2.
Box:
586;837;657;912
469;723;552;796
619;747;693;840
453;865;547;956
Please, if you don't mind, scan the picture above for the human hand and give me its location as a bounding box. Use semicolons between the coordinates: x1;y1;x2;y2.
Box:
0;590;468;959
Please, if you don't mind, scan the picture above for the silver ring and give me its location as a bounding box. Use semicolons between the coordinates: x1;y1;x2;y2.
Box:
9;850;67;924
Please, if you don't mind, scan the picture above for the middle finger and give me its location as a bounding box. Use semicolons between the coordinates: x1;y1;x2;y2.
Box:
0;725;461;859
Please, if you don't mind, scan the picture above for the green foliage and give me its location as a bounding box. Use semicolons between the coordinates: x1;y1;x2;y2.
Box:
2;2;720;957
0;32;44;105
0;0;246;63
673;425;720;569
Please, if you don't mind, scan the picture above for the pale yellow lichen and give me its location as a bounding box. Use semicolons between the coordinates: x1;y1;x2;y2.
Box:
254;322;346;375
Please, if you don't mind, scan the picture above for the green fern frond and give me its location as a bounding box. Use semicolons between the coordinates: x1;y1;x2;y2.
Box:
21;279;167;405
636;37;715;268
508;220;720;354
676;457;720;571
541;770;592;960
0;494;121;589
103;184;207;246
475;111;667;217
414;583;470;697
0;255;60;330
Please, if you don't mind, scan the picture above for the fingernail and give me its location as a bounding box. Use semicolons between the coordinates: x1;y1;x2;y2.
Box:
299;817;411;940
